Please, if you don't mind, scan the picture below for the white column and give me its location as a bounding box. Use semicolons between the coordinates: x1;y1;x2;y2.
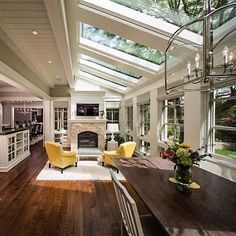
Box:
119;98;125;138
43;100;54;143
0;102;2;132
150;89;158;156
132;97;138;143
184;91;203;150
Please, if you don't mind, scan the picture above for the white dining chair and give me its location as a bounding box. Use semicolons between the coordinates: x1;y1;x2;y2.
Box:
110;169;144;236
110;169;165;236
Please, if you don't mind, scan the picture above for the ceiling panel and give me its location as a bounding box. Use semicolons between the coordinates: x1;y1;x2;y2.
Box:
0;0;68;86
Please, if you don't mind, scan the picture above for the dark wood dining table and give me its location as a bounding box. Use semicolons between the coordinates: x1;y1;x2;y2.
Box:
113;157;236;236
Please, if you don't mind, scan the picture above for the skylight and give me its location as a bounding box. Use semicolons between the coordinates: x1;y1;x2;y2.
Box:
81;23;164;65
110;0;235;30
80;55;142;79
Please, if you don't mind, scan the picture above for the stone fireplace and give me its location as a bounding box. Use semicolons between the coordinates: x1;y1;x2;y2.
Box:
69;119;106;151
78;131;98;148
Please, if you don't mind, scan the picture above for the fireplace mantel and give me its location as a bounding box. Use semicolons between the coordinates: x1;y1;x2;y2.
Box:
68;119;107;123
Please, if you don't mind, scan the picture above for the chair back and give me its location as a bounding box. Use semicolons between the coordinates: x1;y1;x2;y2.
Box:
45;141;63;166
117;142;136;157
110;169;144;236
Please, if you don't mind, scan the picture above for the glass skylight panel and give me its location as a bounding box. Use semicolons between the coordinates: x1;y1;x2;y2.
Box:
110;0;235;30
80;54;142;79
82;23;164;65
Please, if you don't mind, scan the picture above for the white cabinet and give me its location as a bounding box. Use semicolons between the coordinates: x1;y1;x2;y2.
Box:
0;130;30;172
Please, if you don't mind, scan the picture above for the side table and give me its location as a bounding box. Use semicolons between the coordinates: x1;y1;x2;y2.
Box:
107;141;118;151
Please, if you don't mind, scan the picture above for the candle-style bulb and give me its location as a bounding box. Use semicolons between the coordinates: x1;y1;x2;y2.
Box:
195;53;200;62
223;46;229;64
187;61;191;76
223;46;229;56
229;51;234;63
195;53;200;69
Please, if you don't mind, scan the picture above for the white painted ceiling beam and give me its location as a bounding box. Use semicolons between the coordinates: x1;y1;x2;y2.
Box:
44;0;74;88
79;64;135;88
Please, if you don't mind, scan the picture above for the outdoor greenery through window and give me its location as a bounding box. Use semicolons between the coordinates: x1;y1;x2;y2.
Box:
81;55;142;79
211;85;236;160
82;23;164;65
161;97;184;143
106;108;119;125
111;0;235;32
139;104;150;136
127;106;133;131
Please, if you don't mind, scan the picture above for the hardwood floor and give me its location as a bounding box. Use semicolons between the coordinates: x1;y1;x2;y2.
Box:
0;142;122;236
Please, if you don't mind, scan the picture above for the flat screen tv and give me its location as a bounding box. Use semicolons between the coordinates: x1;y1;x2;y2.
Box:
76;103;99;116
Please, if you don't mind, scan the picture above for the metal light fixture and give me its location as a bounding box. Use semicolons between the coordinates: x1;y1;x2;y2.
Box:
165;1;236;93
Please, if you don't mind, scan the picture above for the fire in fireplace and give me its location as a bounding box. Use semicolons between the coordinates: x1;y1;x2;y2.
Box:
78;131;98;148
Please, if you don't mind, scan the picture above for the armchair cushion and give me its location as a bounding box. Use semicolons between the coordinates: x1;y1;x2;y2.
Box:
102;141;136;167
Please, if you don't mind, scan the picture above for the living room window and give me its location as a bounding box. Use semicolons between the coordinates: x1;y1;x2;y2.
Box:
106;108;119;125
127;106;133;131
160;97;184;143
210;85;236;160
139;104;150;136
54;108;68;131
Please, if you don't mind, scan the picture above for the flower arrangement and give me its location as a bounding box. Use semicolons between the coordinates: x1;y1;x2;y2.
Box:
161;139;212;191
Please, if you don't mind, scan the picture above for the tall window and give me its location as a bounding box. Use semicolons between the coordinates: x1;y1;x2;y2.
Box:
106;108;119;125
54;108;68;131
210;86;236;160
139;104;150;136
161;97;184;143
127;106;133;131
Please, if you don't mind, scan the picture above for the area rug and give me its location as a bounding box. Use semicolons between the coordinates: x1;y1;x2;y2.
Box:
36;161;125;181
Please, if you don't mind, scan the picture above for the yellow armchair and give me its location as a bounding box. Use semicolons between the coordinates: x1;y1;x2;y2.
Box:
45;141;78;173
102;142;136;168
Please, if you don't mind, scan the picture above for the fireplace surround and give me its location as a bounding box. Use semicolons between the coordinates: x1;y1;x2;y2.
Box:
69;119;106;151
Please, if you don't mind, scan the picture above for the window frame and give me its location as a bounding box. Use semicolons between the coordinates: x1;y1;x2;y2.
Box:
160;96;184;143
209;86;236;161
139;103;150;136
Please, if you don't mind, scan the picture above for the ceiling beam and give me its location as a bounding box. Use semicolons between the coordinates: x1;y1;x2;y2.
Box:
44;0;74;88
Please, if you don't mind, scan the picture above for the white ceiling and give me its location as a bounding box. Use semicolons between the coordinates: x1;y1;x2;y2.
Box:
0;0;68;86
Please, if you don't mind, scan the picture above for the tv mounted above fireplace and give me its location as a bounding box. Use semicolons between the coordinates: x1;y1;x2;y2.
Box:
76;103;99;116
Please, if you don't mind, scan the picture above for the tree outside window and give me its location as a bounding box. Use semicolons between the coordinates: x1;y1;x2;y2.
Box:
106;108;119;126
160;97;184;143
210;86;236;160
139;104;150;136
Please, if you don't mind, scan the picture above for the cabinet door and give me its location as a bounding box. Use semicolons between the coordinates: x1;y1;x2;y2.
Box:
23;131;29;152
8;135;16;162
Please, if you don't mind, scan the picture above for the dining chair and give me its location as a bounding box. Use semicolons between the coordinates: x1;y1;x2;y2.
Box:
110;169;164;236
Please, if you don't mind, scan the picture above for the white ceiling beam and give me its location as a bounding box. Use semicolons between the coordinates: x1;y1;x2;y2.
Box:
78;45;157;78
44;0;74;88
79;64;135;88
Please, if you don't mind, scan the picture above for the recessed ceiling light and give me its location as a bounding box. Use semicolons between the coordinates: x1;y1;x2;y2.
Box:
32;30;38;36
56;75;59;78
48;60;52;64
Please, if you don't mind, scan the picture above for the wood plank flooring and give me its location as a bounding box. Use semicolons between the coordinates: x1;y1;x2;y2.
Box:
0;142;122;236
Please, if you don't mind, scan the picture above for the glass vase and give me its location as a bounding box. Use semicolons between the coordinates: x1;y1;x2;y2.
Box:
175;165;192;191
